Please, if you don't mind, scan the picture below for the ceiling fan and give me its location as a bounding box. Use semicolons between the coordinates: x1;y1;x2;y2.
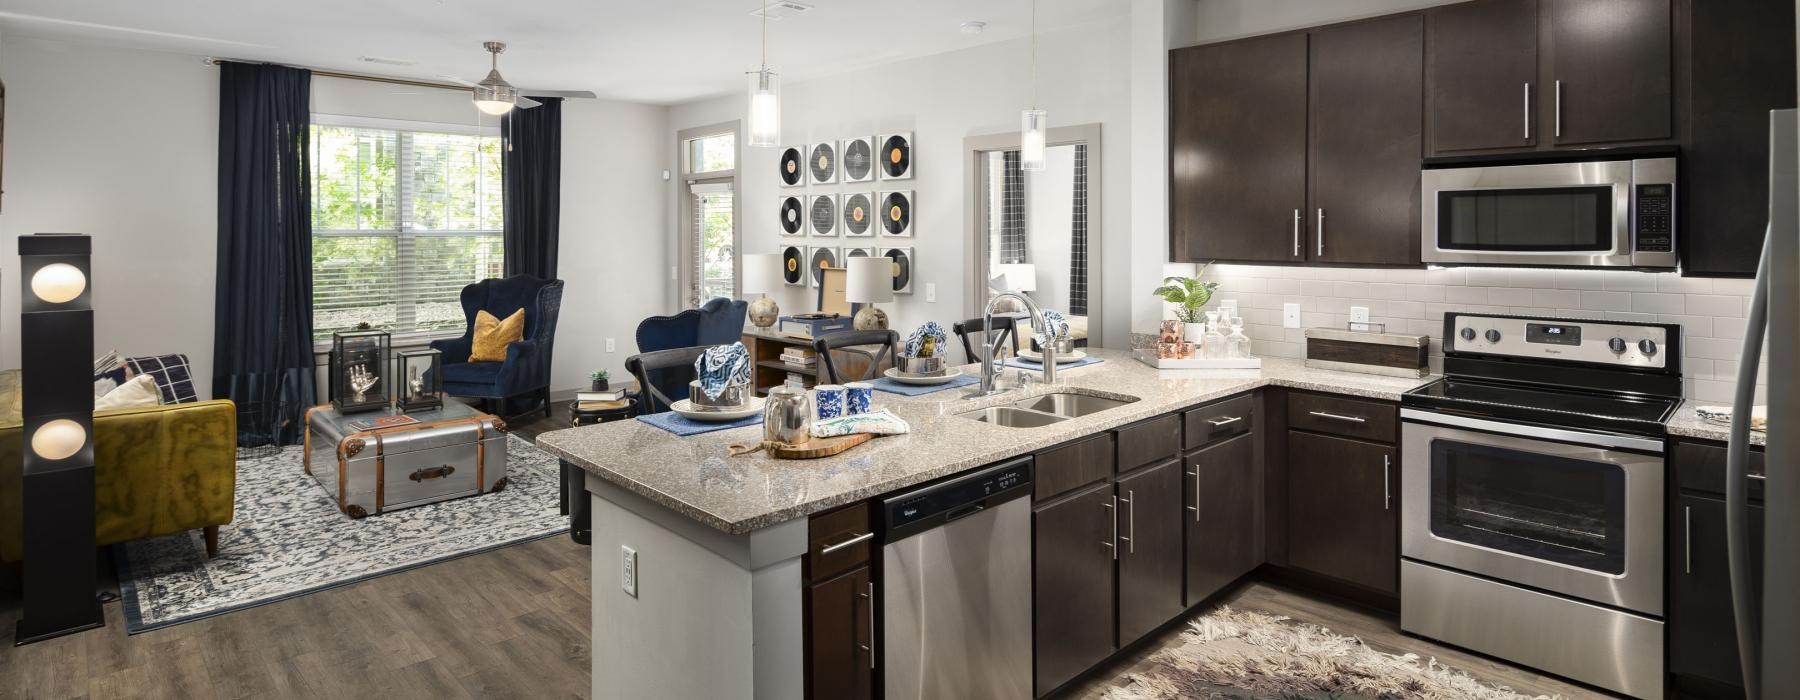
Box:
439;41;594;115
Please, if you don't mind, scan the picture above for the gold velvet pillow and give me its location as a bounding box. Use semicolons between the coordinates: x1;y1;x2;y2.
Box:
470;309;526;363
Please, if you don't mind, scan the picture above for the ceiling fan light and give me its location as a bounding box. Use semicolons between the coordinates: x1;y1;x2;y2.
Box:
473;68;517;115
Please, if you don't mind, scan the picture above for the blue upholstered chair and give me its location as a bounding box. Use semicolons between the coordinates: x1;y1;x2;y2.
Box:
431;275;564;419
632;298;747;406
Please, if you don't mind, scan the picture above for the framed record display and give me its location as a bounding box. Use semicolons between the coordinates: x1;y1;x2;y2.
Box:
879;190;913;237
878;132;912;180
778;195;805;237
808;246;839;288
779;145;805;188
840;136;875;183
844;246;875;260
881;246;914;294
808;193;839;237
808;141;837;185
840;192;875;237
780;245;807;287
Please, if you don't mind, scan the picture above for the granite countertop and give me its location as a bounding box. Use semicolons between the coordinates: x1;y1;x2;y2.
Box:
1665;400;1768;446
536;349;1435;535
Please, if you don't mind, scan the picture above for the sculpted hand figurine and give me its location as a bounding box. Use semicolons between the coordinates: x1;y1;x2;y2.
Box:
349;364;380;402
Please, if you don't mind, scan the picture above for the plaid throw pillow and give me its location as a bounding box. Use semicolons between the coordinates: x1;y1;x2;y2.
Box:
125;354;198;404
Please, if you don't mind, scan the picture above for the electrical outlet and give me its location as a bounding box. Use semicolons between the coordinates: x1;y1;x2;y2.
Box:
606;338;616;353
1350;306;1370;323
926;283;937;302
621;546;637;598
1283;303;1302;329
670;266;678;281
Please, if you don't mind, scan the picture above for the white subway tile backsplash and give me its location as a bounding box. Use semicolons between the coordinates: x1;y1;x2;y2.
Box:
1531;289;1582;308
1629;293;1684;314
1581;291;1632;311
1712;316;1748;340
1464;268;1511;287
1487;287;1535;306
1686;337;1743;361
1686;295;1745;318
1446;286;1489;304
1602;270;1660;292
1656;275;1714;294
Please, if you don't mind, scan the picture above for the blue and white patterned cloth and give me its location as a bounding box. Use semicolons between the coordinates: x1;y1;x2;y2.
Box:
1032;310;1071;347
901;322;949;359
693;342;752;401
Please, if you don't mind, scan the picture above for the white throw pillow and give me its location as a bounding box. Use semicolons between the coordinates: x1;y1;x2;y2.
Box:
96;373;163;411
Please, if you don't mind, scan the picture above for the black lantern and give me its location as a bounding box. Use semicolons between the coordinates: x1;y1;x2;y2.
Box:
393;348;443;412
330;330;390;413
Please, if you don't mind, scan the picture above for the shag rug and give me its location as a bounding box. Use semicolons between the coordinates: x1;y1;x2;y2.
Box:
115;434;568;633
1102;606;1560;700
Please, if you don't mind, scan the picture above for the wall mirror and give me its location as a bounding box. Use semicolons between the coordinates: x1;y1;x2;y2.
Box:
964;124;1102;354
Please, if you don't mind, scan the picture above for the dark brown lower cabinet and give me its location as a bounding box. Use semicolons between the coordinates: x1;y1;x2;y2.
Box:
1033;481;1117;695
1186;433;1260;605
1117;459;1187;646
1286;431;1398;593
806;565;873;699
1671;493;1765;690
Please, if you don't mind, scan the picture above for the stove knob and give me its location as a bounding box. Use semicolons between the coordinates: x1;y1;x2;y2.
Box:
1609;337;1628;354
1459;327;1476;342
1485;329;1502;344
1639;339;1659;356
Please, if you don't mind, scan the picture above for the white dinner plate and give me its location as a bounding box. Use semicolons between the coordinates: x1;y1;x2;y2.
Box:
883;367;965;385
1017;348;1087;364
671;397;766;422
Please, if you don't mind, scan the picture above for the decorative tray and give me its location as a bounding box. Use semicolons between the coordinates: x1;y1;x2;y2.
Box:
1133;349;1262;370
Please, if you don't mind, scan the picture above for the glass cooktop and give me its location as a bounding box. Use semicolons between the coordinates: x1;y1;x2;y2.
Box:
1403;377;1680;437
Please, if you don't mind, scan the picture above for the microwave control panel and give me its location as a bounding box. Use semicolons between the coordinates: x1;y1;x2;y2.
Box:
1634;183;1674;253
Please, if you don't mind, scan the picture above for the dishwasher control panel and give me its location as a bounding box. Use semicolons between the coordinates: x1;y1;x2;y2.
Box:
881;457;1033;543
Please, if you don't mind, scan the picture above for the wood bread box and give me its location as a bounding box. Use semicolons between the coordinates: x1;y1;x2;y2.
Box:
1303;326;1430;378
306;407;509;518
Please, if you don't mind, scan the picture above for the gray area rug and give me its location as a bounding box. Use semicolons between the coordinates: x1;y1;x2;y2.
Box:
1102;606;1559;700
116;434;568;633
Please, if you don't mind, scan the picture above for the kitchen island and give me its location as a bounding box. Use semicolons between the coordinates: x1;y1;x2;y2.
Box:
537;348;1434;699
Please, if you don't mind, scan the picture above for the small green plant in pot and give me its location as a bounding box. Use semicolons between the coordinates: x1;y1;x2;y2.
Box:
1153;264;1222;342
590;369;610;391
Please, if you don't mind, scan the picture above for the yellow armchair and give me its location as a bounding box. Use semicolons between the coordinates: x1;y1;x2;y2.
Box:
1;381;237;563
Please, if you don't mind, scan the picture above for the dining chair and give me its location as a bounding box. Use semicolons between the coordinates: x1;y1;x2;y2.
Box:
813;330;900;384
624;346;711;415
952;316;1021;365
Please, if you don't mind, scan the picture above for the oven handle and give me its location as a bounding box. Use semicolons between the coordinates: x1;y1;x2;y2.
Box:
1399;408;1664;453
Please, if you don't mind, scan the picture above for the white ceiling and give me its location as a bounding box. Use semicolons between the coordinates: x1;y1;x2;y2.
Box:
0;0;1126;105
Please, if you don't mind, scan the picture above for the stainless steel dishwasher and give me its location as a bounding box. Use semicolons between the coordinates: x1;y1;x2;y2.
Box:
880;457;1034;700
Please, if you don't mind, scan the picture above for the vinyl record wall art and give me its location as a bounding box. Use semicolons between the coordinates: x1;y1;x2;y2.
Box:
844;246;874;259
880;190;913;237
809;194;838;236
778;195;805;236
779;145;805;187
781;245;807;286
881;247;914;294
841;192;875;237
809;142;837;184
840;136;874;183
878;132;912;180
809;246;839;288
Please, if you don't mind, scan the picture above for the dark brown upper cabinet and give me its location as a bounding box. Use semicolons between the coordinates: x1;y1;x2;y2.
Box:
1426;0;1540;155
1548;0;1674;146
1308;14;1424;266
1169;32;1309;264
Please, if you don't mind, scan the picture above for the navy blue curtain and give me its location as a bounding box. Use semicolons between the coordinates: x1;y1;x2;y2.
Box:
502;97;563;279
213;62;315;447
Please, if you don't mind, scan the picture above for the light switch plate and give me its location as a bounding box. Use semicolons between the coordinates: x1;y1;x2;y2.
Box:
1283;303;1302;329
926;283;937;302
621;546;637;598
606;338;616;353
1350;306;1370;323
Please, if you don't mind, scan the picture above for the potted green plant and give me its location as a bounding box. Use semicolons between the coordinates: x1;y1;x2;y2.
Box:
1152;264;1222;343
590;369;609;391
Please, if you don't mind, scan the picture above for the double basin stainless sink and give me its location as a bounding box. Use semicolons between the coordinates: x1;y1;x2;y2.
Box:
959;392;1138;428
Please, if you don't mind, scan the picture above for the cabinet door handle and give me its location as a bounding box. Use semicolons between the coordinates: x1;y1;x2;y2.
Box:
858;582;875;668
1684;506;1692;575
1383;454;1392;511
1523;82;1531;140
1206;416;1242;428
819;531;874;555
1103;496;1118;560
1316;208;1325;257
1187;468;1201;522
1123;490;1136;554
1308;410;1367;424
1292;209;1301;257
1554;79;1562;138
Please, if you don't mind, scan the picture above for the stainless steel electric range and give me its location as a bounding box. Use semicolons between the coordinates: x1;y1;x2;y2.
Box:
1400;312;1682;700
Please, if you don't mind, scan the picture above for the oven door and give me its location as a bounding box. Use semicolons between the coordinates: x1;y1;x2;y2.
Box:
1422;159;1634;267
1401;411;1663;615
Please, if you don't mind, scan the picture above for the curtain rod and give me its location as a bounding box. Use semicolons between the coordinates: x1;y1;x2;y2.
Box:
203;57;470;93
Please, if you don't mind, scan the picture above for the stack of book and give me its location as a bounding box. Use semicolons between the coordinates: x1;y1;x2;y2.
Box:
576;386;630;411
783;374;808;390
780;347;818;369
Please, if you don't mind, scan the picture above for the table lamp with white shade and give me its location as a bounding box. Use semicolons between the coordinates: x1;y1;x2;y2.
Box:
846;255;894;330
741;253;781;330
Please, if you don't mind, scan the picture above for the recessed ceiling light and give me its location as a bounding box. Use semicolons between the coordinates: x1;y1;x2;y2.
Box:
360;56;417;66
961;21;987;34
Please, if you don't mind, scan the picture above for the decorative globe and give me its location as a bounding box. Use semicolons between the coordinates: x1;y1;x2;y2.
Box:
853;306;889;331
748;296;780;329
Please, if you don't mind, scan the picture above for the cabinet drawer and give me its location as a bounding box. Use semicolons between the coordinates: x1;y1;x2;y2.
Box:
1116;414;1181;473
1286;393;1398;443
1036;433;1115;501
808;501;873;582
1672;441;1766;500
1183;393;1255;451
380;441;484;508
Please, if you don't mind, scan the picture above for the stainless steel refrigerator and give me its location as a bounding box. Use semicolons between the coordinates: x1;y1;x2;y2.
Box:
1726;108;1800;699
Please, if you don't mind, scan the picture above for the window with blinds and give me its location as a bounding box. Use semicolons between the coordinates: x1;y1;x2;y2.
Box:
691;181;736;303
310;116;504;339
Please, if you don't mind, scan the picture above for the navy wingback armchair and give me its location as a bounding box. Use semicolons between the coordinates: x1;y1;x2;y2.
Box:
632;297;747;406
432;275;564;418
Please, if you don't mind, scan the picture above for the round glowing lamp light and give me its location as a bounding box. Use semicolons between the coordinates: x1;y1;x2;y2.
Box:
31;262;87;304
30;419;87;461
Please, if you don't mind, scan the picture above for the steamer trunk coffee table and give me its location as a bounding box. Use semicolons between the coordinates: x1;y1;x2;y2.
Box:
305;401;508;519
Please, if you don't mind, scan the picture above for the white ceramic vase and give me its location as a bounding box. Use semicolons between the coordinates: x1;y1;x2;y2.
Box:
1184;322;1207;343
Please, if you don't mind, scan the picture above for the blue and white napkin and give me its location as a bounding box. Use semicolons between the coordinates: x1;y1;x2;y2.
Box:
1033;310;1070;347
901;322;949;359
694;342;752;400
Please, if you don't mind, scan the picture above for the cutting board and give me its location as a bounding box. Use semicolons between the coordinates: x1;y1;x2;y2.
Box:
771;433;873;459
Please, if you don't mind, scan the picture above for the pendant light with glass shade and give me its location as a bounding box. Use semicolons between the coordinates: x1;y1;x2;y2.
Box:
1020;0;1047;171
747;2;781;147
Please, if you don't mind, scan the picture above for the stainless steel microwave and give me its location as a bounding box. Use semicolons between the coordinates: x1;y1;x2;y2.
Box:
1421;157;1676;269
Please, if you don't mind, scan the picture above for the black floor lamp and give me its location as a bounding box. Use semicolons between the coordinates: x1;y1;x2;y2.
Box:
15;233;103;645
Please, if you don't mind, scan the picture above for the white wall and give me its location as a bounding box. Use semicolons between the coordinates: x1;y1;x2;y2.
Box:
0;36;669;395
668;18;1133;346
